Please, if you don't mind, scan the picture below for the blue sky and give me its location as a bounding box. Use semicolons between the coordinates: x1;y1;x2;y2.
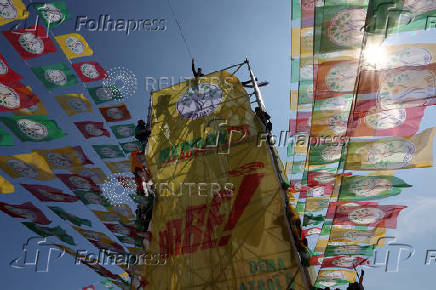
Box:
1;0;435;289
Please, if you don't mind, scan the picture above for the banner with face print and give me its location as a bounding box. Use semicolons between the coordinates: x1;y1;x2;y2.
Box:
345;127;436;170
0;53;22;81
0;0;28;26
72;61;107;82
0;152;56;180
332;202;407;229
92;145;125;159
110;123;135;139
71;167;107;185
54;94;93;116
55;32;92;59
34;2;70;28
31;63;78;90
0;80;39;111
99;104;131;122
88;86;122;105
21;184;79;202
0;201;51;224
2;25;56;59
73;190;111;207
314;269;356;289
74;121;110;138
56;173;100;192
73;146;94;165
105;160;131;173
33;146;84;171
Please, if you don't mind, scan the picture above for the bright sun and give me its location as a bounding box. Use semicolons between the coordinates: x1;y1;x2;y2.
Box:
363;45;387;68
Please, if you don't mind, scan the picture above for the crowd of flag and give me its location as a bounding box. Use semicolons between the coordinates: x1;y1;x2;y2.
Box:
289;0;436;288
0;1;144;289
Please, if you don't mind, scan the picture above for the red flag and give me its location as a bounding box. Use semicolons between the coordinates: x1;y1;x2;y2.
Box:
99;104;131;122
104;223;140;237
56;174;100;192
72;61;107;82
73;146;94;165
302;227;322;237
0;201;51;224
332;202;407;229
0;80;39;111
298;184;334;198
349;100;425;137
2;26;56;59
74;121;110;138
307;171;337;186
0;54;22;81
321;256;369;269
309;254;324;266
21;184;79;202
82;285;95;290
289;111;312;135
315;60;359;98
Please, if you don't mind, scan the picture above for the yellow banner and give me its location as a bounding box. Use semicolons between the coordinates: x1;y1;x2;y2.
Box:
0;175;14;193
55;33;93;59
33;146;84;171
329;225;386;246
345;127;436;170
142;72;310;289
0;0;28;26
0;152;55;180
54;94;92;116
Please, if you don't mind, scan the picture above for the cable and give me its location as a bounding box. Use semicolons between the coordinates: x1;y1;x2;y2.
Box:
167;0;193;60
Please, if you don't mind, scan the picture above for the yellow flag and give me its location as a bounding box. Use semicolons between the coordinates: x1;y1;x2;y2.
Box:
72;225;112;242
0;0;28;26
55;33;93;59
0;152;55;180
311;110;349;137
109;204;135;220
316;269;356;288
12;99;48;116
92;210;130;224
291;28;300;58
345;127;436;170
313;238;329;253
305;197;330;212
33;146;83;171
71;167;107;184
0;175;14;193
329;225;386;246
105;160;131;173
54;94;92;116
142;71;311;289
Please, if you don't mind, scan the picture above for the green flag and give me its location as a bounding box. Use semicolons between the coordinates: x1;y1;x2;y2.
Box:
92;145;125;159
119;141;141;153
296;201;305;214
0;115;66;142
73;190;112;207
22;222;76;245
31;63;78;90
309;142;345;165
0;126;13;146
100;279;115;289
303;213;325;226
48;206;92;227
292;161;306;174
88;86;122;105
110;123;136;139
320;220;332;236
34;2;71;27
339;175;411;202
116;235;143;247
324;244;375;257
